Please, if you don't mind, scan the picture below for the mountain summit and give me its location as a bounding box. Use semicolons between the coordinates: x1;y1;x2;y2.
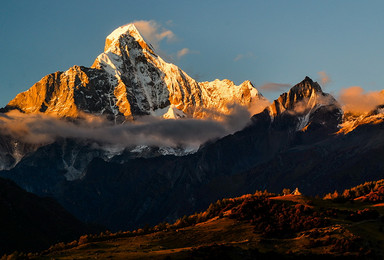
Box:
268;76;332;117
6;24;264;121
263;76;342;133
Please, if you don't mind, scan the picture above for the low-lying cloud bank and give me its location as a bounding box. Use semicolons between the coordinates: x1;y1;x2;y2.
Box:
3;84;383;149
0;105;255;148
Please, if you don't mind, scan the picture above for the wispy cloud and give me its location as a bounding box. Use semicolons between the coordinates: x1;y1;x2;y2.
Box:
133;20;177;50
176;48;199;59
259;82;291;92
317;71;331;86
339;86;384;114
234;54;244;62
248;98;271;115
133;20;198;62
234;52;255;62
177;48;190;59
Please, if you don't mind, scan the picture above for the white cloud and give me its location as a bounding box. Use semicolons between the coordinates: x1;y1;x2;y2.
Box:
132;20;198;62
248;98;271;115
234;54;244;62
317;71;331;86
234;52;255;62
133;20;176;50
177;48;190;58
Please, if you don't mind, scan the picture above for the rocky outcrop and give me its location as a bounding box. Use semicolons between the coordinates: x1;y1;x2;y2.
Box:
7;66;118;119
266;77;342;130
260;77;343;144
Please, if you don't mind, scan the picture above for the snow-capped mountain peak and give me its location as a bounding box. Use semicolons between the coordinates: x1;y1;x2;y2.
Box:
5;24;265;121
267;76;337;117
265;76;342;132
104;24;154;54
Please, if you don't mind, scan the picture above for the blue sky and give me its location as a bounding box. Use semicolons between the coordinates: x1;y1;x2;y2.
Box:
1;0;384;107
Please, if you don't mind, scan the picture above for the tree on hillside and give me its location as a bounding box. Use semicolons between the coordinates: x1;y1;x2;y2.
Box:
282;188;291;196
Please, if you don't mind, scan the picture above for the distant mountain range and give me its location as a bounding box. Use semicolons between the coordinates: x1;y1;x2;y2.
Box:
0;24;384;233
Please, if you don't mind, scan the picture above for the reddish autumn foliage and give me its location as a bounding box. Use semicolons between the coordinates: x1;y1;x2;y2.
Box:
345;208;379;222
229;197;329;238
361;187;384;202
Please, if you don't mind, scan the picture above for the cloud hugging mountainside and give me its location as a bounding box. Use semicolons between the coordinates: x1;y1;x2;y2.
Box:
1;23;384;233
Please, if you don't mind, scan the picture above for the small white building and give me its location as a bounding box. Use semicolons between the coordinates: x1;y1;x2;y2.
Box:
292;187;302;196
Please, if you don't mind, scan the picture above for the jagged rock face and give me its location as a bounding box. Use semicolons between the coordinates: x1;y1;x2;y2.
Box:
337;104;384;134
267;77;339;117
6;24;263;120
268;76;323;115
7;66;120;120
265;76;343;133
198;79;260;117
0;135;39;170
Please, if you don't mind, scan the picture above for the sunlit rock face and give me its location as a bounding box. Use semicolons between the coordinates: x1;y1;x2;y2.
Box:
265;76;343;133
6;24;265;121
268;76;325;116
7;66;119;120
337;104;384;134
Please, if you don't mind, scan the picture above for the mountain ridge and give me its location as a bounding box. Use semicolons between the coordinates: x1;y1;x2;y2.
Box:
0;77;355;231
5;23;264;121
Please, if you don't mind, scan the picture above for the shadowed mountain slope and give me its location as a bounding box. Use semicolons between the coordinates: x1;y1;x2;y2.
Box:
0;177;94;255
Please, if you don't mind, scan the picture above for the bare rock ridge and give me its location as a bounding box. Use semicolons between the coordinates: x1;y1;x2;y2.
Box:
267;76;337;117
6;24;264;121
7;66;117;118
264;76;342;132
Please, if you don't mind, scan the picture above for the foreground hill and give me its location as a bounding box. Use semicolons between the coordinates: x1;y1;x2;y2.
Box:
22;184;384;259
0;177;94;255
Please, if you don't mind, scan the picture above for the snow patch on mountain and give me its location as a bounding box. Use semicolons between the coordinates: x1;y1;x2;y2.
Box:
296;113;311;131
266;77;342;131
162;105;186;119
338;110;384;134
130;144;197;157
